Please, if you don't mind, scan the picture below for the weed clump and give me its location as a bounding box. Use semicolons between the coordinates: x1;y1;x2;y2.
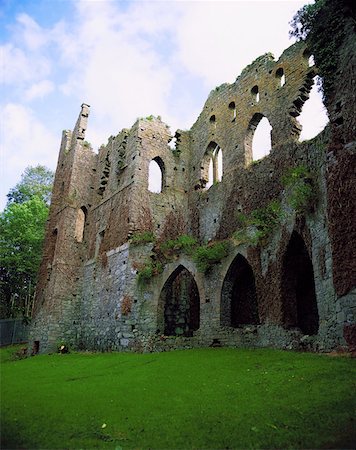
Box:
193;241;230;273
130;231;155;246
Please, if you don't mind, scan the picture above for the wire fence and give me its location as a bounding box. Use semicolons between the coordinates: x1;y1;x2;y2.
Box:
0;319;29;347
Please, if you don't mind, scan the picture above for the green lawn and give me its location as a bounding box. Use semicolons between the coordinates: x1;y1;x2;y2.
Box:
1;346;355;449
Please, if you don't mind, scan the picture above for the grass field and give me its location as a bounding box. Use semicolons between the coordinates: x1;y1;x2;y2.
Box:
1;345;355;449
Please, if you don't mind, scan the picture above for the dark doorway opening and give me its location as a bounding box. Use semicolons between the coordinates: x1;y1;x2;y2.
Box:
221;254;259;327
159;265;200;336
281;232;319;335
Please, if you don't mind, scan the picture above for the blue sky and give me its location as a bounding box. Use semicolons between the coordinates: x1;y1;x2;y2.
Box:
0;0;328;210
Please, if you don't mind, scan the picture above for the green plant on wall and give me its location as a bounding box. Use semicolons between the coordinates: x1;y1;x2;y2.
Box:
130;231;155;246
281;165;316;214
159;234;197;257
137;260;163;285
193;240;230;273
233;200;283;247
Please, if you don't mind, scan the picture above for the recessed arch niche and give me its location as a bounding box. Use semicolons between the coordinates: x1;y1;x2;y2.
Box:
281;231;319;335
221;254;259;327
158;265;200;336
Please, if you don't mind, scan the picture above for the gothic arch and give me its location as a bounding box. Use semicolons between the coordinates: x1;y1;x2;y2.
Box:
158;265;200;336
221;254;259;327
245;113;272;163
75;206;87;243
201;141;223;190
148;156;165;193
281;231;319;335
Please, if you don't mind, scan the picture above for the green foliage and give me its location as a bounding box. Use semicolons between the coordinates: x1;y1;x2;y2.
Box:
282;165;316;213
160;234;197;255
1;348;355;449
137;260;163;285
6;165;54;207
233;200;283;247
130;231;155;246
193;240;230;273
0;196;49;317
289;0;326;40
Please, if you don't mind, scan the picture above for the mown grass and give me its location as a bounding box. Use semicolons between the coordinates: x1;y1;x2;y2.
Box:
1;346;355;449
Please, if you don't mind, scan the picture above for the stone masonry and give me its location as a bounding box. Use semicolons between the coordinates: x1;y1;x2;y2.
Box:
30;3;355;354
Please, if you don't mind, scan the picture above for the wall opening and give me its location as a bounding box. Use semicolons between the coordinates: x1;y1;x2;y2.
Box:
229;101;236;121
251;85;259;103
148;157;165;193
281;232;319;335
276;67;285;87
95;229;105;258
245;113;272;162
158;265;200;336
221;254;259;327
201;142;223;190
298;76;329;141
75;206;87;243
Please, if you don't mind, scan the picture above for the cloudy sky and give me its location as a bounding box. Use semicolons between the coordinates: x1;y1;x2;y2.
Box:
0;0;328;211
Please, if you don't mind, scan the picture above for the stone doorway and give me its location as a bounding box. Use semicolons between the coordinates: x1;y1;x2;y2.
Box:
221;254;259;327
159;265;200;336
281;231;319;335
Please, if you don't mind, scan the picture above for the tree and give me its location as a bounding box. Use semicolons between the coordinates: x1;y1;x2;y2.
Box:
0;166;53;318
7;165;54;206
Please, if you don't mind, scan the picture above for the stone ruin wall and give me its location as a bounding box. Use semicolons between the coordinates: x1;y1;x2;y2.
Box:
29;7;356;354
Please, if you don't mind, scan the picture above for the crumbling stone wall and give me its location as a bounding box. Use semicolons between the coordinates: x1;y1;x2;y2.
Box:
30;1;355;354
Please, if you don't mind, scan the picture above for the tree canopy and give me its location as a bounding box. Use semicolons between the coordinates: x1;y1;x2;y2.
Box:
6;165;54;206
0;166;53;318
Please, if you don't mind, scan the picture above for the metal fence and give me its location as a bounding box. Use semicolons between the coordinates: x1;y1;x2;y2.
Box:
0;319;29;346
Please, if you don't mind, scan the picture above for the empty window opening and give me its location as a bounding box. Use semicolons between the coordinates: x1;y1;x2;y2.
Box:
298;76;328;141
276;67;286;87
281;232;319;335
95;229;105;258
75;206;87;243
229;101;237;121
209;114;216;123
308;55;315;67
201;142;223;190
148;157;165;193
158;265;200;336
251;85;259;103
221;254;259;327
245;114;272;162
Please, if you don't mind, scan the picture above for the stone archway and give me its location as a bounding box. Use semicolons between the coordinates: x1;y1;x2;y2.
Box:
221;254;259;327
281;231;319;335
159;265;200;336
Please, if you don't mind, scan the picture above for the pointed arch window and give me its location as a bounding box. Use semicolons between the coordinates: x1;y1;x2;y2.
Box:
148;157;165;193
201;142;223;190
75;206;87;242
245;113;272;163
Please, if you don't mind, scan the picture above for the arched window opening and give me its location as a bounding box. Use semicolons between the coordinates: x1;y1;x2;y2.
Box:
75;206;87;243
245;114;272;162
281;232;319;335
201;142;223;190
209;114;216;123
221;254;259;327
276;67;286;87
298;76;328;141
148;157;165;193
303;49;315;68
229;101;237;121
48;228;58;266
251;85;259;103
158;265;200;336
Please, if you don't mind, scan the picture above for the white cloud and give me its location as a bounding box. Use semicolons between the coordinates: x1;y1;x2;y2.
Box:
16;13;48;51
24;79;54;101
0;103;58;210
